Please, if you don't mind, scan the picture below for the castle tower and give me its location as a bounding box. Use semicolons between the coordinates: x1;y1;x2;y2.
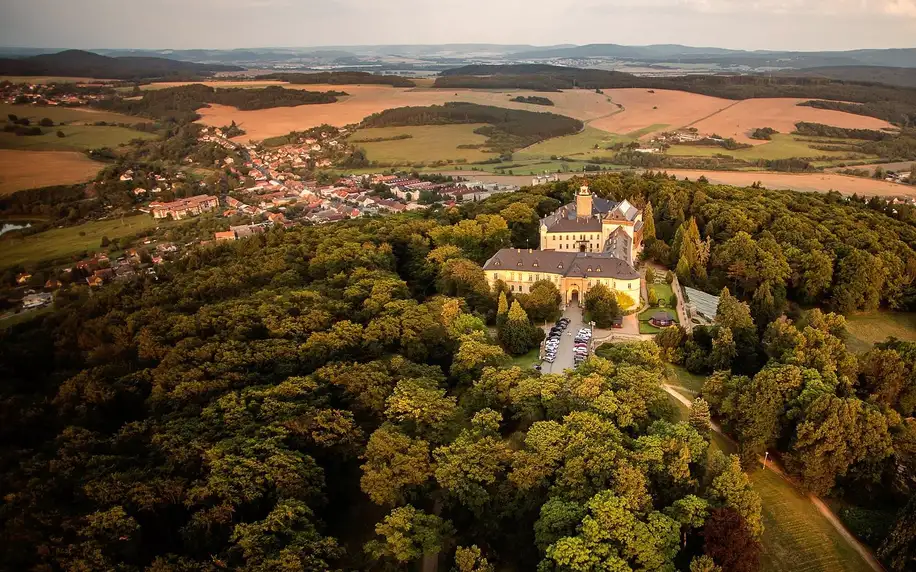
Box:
576;185;592;219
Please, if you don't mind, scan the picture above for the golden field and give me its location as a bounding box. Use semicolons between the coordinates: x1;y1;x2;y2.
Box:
0;149;102;195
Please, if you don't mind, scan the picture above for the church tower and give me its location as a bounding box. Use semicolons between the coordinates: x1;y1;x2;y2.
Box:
576;185;592;218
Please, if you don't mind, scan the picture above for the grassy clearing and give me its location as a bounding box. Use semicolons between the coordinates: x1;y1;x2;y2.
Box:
517;126;631;160
752;470;872;572
0;124;156;151
666;365;705;395
666;372;873;572
845;311;916;354
666;134;868;161
0;103;141;125
627;123;670;138
0;149;103;196
0;216;168;268
639;283;678;334
511;348;541;369
349;124;493;164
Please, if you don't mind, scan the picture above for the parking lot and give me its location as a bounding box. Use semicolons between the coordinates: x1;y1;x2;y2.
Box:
540;305;592;374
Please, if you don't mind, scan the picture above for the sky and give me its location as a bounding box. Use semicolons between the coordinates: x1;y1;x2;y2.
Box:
1;0;916;51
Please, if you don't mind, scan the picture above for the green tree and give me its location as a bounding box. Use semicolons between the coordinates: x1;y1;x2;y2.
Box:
385;377;457;433
361;425;433;505
454;545;495;572
690;555;722;572
879;496;916;572
707;453;763;538
498;300;543;356
366;505;453;564
645;266;656;284
517;279;562;323
710;327;737;371
689;397;712;436
231;499;342;570
715;288;755;331
543;491;680;571
702;508;761;572
584;283;621;329
643;202;656;241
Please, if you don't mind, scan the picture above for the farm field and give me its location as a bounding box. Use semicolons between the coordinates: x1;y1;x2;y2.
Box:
0;123;156;151
660;169;915;197
0;215;166;268
689;98;896;144
186;80;899;151
845;311;916;353
665;374;873;572
0;103;142;125
348;124;493;164
590;88;733;138
0;149;102;195
194;84;627;143
667;134;868;161
516;127;630;160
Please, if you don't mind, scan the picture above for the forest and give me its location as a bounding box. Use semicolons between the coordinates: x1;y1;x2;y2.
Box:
359;102;583;154
257;72;416;88
434;64;916;126
3;173;916;571
1;183;765;572
510;95;555;106
95;84;346;124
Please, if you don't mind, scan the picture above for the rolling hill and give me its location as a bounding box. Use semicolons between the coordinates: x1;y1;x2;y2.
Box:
0;50;243;80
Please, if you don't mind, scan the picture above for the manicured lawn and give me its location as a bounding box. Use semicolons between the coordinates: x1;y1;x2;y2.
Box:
511;348;542;369
666;365;705;395
751;470;873;572
845;311;916;354
666;134;870;161
0;215;170;268
0;306;52;328
348;124;494;164
0;124;156;151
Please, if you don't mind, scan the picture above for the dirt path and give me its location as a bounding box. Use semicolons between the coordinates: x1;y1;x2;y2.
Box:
662;385;885;572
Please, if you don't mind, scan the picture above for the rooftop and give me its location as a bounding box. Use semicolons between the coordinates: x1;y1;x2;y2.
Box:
483;249;639;280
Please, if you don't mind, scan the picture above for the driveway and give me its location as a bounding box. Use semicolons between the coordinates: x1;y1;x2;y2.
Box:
541;305;585;374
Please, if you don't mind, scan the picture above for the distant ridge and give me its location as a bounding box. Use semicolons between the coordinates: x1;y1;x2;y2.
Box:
0;50;243;80
511;44;916;68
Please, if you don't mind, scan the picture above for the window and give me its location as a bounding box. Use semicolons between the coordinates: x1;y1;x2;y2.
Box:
493;273;499;280
510;284;515;292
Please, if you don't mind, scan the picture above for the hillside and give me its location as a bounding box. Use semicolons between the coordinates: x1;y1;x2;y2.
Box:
510;44;916;68
783;66;916;89
434;64;916;126
0;50;243;80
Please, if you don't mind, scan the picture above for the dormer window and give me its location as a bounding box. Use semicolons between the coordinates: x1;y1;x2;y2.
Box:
587;267;592;272
557;263;563;269
517;261;523;266
596;266;602;272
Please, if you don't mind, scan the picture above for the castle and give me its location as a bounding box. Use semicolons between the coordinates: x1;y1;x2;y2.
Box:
483;186;643;309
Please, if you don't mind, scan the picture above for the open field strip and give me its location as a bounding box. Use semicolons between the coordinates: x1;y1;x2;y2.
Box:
845;311;916;353
589;88;733;138
667;134;866;161
348;124;493;164
0;76;114;84
0;124;156;152
0;149;102;195
0;102;142;125
0;215;169;268
516;126;632;160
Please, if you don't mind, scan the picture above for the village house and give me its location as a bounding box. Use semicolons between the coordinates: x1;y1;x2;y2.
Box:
214;231;237;241
150;195;219;220
22;291;53;310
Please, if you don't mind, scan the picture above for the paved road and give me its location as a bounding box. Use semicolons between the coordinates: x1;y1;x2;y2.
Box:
542;305;584;374
663;385;885;572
